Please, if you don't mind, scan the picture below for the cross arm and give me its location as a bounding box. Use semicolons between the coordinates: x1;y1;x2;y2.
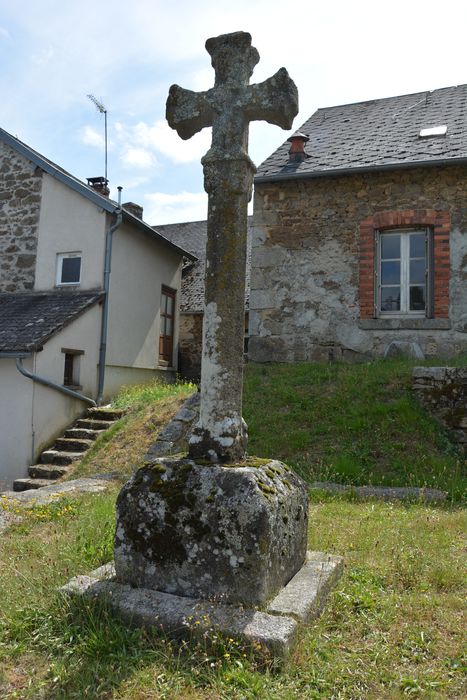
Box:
245;68;298;130
166;85;214;140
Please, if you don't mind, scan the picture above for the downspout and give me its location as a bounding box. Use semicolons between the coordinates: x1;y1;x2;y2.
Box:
96;188;123;405
13;355;96;407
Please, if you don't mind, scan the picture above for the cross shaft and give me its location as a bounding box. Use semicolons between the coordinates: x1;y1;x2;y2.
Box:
167;31;298;461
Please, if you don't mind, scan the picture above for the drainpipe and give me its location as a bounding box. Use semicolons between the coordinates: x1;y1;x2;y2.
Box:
13;355;96;406
96;189;123;405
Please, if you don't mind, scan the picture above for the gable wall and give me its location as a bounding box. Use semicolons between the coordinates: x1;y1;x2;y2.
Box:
0;141;43;291
249;165;467;361
34;173;107;290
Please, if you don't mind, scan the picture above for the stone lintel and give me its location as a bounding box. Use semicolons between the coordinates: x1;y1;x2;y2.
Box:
61;550;343;662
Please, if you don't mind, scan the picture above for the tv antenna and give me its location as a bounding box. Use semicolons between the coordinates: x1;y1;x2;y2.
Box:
87;94;108;184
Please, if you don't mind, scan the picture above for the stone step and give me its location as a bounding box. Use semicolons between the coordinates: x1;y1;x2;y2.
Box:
40;450;83;466
13;477;60;492
75;418;115;431
28;463;71;479
54;437;94;453
87;407;125;422
64;427;102;440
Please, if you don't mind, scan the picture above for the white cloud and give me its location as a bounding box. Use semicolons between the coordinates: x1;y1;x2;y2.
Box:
120;147;156;169
81;125;104;149
145;191;207;225
116;119;211;165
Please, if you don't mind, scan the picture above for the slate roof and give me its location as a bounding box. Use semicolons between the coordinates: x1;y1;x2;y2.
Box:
153;220;252;313
0;291;104;353
256;84;467;182
0;128;194;262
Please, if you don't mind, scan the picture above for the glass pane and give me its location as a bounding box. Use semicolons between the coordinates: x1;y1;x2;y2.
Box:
381;260;400;285
161;317;167;335
410;233;425;258
410;259;425;284
61;257;81;283
166;318;173;336
410;285;426;311
166;294;174;316
381;235;400;259
381;287;400;311
161;293;168;314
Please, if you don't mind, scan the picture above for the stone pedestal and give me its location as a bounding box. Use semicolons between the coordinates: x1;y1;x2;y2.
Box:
114;457;308;607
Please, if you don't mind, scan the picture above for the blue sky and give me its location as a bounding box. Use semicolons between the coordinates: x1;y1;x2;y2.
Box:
1;0;466;224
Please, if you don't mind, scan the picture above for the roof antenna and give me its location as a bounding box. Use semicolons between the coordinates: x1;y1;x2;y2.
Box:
87;94;108;185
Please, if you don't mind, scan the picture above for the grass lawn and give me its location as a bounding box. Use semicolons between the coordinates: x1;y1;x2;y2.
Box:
244;359;466;500
0;491;464;699
0;360;465;698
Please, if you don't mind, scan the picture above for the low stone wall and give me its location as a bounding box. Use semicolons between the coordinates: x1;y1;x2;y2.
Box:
412;367;467;452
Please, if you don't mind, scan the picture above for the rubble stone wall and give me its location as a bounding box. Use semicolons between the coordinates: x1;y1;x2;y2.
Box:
249;165;467;362
412;366;467;451
0;142;42;292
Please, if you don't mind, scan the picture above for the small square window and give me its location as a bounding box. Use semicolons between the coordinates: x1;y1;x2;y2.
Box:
56;253;81;286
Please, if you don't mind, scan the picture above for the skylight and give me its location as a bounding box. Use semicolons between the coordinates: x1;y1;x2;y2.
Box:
419;125;447;138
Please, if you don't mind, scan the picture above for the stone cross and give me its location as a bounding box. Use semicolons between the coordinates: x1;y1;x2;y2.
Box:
167;31;298;462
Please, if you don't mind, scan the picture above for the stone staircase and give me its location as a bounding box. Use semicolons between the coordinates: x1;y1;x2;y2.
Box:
13;407;125;492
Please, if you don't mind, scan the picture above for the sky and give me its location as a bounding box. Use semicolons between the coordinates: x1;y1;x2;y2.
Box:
1;0;466;225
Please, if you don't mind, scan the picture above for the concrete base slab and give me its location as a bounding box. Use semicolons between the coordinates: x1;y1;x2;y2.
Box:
61;551;343;662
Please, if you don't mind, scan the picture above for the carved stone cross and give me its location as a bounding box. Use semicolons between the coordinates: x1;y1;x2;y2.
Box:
166;31;298;462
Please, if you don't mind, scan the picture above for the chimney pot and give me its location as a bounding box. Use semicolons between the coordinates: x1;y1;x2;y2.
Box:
287;132;310;162
87;176;110;197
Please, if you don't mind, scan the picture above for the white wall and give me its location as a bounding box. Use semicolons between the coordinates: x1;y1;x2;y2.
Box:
105;223;182;392
0;357;34;490
32;303;101;455
0;304;101;490
34;174;106;291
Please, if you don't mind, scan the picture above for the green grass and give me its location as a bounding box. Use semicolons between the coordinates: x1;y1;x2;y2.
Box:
1;362;465;698
243;359;466;499
0;490;465;698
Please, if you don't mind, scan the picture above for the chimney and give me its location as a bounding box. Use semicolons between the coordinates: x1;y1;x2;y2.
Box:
87;176;110;197
122;202;144;220
287;132;309;163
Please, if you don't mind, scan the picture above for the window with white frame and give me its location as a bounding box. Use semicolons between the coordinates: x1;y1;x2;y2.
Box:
377;229;431;316
56;252;81;286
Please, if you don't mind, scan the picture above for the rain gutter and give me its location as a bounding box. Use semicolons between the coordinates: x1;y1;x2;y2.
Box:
96;203;123;405
254;156;467;184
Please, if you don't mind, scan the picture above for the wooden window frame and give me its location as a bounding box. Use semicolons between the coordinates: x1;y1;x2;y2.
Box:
376;228;432;318
159;286;176;366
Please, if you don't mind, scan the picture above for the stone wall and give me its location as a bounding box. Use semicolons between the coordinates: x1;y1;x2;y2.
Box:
0;141;42;292
249;165;467;362
412;366;467;452
178;312;203;380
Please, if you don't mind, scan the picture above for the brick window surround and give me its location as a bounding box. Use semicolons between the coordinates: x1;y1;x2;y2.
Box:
359;210;450;319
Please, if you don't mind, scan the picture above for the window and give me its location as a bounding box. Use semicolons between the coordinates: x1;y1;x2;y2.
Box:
359;210;450;321
159;286;176;364
56;252;81;286
62;348;83;388
378;229;430;316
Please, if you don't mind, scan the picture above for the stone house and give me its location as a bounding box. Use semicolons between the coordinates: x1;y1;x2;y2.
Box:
248;84;467;362
0;127;193;489
154;219;252;379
